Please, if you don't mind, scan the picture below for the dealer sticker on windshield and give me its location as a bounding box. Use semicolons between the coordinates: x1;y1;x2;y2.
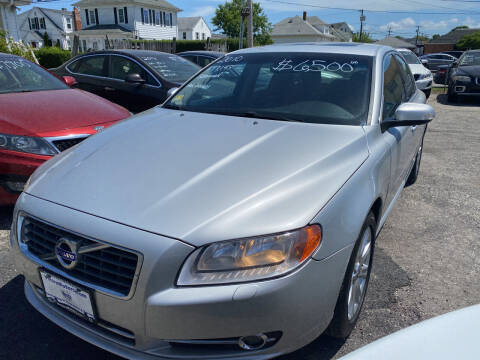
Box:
40;270;96;323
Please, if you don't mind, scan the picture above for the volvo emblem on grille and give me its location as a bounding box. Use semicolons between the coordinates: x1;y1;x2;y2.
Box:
55;238;80;269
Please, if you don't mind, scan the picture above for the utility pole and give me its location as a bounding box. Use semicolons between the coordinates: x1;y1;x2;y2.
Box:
387;26;392;37
359;9;365;42
415;25;420;45
246;0;253;48
239;0;245;49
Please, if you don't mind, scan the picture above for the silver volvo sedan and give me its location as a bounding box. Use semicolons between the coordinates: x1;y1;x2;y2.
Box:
11;43;435;359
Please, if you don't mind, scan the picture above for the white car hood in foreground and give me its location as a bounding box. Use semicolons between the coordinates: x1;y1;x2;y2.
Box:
26;107;369;246
340;304;480;360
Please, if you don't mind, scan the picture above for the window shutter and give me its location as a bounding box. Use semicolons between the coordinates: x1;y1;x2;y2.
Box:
124;7;128;24
141;8;144;24
114;8;118;24
152;10;156;26
169;13;172;27
95;8;99;25
28;18;32;30
85;9;90;25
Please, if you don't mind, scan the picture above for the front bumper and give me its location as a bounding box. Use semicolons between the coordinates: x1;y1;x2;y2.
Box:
12;193;351;359
0;150;50;205
451;80;480;96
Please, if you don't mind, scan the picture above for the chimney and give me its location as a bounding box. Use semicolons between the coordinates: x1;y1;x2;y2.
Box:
303;11;307;21
73;7;82;30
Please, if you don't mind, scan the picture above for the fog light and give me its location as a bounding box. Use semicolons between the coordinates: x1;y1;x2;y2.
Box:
4;181;25;193
455;86;466;93
238;334;268;350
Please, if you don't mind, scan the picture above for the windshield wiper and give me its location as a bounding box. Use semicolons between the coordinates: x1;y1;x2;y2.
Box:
227;111;305;123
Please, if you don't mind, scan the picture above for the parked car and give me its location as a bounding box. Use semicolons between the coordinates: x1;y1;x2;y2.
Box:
177;51;225;67
0;53;130;206
51;50;201;113
447;49;480;102
398;48;433;98
12;43;434;359
434;64;449;85
339;304;480;360
441;50;464;59
420;53;457;71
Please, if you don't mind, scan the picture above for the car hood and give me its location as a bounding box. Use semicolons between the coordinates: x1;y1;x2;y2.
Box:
408;64;430;76
0;89;129;136
457;65;480;77
26;108;369;246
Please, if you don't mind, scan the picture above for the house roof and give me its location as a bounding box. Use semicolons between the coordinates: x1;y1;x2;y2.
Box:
81;24;131;32
177;16;202;30
72;0;181;12
428;28;480;44
272;15;336;39
375;36;416;49
331;22;353;34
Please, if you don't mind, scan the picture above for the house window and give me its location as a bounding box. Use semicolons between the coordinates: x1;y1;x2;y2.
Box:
155;11;160;25
196;32;199;40
92;41;98;50
202;33;205;40
182;32;186;40
118;8;125;23
31;41;37;48
89;10;96;25
66;17;72;29
39;17;46;29
30;17;39;30
82;39;87;52
143;9;149;24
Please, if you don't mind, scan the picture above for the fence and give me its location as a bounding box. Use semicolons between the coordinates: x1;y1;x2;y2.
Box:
106;38;228;54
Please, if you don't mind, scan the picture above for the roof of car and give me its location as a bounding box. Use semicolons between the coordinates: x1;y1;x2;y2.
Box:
233;42;391;57
177;51;225;57
0;52;23;60
70;49;182;59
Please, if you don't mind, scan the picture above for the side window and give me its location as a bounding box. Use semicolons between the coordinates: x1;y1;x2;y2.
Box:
110;56;157;86
75;56;107;77
382;54;405;120
181;55;197;65
395;54;416;100
196;56;214;68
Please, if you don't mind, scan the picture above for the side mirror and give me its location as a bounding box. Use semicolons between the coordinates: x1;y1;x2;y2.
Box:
125;73;146;84
167;87;179;97
451;61;458;68
381;103;435;132
62;75;77;87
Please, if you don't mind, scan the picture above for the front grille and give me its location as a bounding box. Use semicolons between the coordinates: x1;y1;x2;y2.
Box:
52;137;87;152
414;74;420;81
22;217;139;296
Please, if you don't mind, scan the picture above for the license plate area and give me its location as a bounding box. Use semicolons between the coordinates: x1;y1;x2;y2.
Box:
40;269;96;323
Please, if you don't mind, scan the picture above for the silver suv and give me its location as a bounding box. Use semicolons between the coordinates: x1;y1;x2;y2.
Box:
11;43;434;359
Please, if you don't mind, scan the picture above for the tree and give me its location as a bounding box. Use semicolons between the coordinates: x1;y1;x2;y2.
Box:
352;32;374;43
457;30;480;50
212;0;272;45
432;34;441;40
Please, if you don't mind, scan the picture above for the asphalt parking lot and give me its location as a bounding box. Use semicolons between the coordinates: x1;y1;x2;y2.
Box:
0;93;479;360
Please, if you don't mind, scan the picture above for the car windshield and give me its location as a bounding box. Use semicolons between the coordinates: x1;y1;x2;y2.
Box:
139;53;201;83
459;52;480;66
164;52;373;126
0;57;68;94
400;52;421;65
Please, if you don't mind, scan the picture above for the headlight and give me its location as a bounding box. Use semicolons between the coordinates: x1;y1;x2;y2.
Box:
453;75;471;83
418;73;431;80
177;225;322;286
0;133;56;155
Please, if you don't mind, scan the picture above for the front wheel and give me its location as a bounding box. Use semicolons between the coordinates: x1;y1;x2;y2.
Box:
327;212;376;339
447;86;458;103
405;137;424;187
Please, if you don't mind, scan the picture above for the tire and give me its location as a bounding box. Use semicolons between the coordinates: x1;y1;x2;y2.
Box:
405;135;424;187
447;86;457;103
423;89;431;99
327;212;376;339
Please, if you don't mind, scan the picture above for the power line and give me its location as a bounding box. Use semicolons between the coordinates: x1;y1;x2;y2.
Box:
262;0;480;15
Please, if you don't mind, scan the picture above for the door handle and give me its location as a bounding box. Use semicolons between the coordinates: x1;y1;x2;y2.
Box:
104;87;115;91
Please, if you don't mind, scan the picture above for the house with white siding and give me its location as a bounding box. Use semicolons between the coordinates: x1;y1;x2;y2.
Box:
177;16;211;40
18;7;75;49
73;0;181;51
0;0;31;41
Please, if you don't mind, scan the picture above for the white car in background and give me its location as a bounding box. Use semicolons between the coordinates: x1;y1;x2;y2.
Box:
399;48;433;98
339;304;480;359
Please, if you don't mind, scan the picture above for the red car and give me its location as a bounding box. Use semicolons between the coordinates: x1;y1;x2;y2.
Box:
0;53;130;206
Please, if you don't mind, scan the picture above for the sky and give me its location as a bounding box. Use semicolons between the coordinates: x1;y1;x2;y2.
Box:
20;0;480;39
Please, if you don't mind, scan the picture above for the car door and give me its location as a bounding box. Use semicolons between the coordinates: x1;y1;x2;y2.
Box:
395;54;424;164
68;55;109;99
107;55;163;113
381;53;413;206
